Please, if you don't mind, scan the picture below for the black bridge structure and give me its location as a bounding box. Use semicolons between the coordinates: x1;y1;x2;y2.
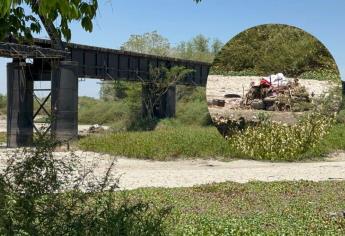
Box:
1;39;211;147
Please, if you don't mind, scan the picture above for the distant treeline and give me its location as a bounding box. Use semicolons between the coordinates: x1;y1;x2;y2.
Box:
100;32;223;101
120;31;223;63
212;24;339;78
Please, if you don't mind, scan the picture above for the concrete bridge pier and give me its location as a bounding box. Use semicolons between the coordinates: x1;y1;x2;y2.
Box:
160;85;176;118
51;61;79;142
6;60;34;147
141;84;176;119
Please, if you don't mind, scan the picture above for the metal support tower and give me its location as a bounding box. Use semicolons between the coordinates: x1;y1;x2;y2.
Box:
51;61;79;142
6;60;33;147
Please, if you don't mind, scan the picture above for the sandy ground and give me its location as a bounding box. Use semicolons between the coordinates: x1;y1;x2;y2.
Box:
1;150;345;190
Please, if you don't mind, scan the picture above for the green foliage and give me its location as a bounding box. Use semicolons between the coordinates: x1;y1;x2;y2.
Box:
229;113;334;161
120;31;170;56
213;24;340;77
300;68;341;81
0;0;98;41
78;117;341;161
78;126;230;160
101;32;222;102
0;133;5;143
141;65;194;121
0;136;171;235
173;34;222;63
78;113;345;161
100;81;129;101
78;96;132;131
176;86;211;126
124;181;345;235
0;94;6;115
336;110;345;123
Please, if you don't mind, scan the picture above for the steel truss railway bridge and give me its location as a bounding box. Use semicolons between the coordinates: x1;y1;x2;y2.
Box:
1;38;210;147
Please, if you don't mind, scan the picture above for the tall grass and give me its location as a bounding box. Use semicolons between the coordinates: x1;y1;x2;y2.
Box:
79;126;230;160
78;120;345;161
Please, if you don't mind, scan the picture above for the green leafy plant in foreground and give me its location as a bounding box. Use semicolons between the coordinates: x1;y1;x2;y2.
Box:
0;136;171;235
229;113;334;160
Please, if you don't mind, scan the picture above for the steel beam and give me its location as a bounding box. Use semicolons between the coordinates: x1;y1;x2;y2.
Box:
0;42;69;59
1;38;211;86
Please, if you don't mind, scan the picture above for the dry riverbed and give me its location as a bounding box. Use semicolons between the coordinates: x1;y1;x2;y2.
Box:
1;149;345;190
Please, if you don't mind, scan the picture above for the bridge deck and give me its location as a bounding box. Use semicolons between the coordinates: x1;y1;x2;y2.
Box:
1;39;211;86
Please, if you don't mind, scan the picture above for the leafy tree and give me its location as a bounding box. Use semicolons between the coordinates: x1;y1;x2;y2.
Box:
211;38;223;55
139;66;193;120
120;30;170;56
101;31;170;101
0;0;98;43
173;34;222;63
192;34;209;53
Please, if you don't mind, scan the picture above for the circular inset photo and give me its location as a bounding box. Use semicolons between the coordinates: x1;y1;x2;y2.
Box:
207;24;342;138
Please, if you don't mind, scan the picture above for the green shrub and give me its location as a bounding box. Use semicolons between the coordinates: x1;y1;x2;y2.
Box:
0;94;6;115
337;110;345;123
0;137;171;235
0;133;5;143
299;69;341;81
176;86;212;126
229;113;334;160
212;24;339;77
210;68;259;76
79;126;230;160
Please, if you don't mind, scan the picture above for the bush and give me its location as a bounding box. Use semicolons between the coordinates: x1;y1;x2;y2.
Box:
228;113;334;160
213;24;339;77
299;69;341;81
0;94;6;115
0;137;171;235
176;86;212;126
78;126;230;160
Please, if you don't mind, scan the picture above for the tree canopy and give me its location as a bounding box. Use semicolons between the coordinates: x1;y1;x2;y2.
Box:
121;31;170;56
0;0;98;42
212;24;339;77
0;0;203;44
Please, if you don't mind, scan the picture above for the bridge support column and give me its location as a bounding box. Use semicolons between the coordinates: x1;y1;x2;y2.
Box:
7;60;33;147
51;61;78;142
162;85;176;118
141;84;176;119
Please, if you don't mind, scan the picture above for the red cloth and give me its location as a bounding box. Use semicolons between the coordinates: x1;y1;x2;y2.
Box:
260;79;271;87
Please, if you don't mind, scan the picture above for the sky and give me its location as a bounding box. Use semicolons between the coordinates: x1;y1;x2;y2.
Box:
1;0;344;98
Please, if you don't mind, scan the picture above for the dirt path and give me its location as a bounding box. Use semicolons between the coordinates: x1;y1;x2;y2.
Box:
2;150;344;190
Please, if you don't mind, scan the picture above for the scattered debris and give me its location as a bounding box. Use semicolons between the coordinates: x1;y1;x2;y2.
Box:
224;94;241;98
88;124;105;133
212;99;225;107
242;75;313;112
